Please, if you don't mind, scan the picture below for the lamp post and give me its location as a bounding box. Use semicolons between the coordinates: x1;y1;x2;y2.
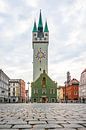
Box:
27;82;30;102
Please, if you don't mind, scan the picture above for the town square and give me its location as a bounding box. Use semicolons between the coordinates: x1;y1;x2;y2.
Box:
0;0;86;130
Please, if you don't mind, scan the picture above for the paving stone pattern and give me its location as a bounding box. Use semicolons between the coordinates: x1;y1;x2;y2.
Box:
0;103;86;130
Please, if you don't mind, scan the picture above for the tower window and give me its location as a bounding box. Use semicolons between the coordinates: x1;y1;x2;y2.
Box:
35;38;37;40
45;33;48;36
40;68;41;71
34;33;36;36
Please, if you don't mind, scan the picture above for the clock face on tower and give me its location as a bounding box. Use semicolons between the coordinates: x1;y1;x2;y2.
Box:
35;48;46;62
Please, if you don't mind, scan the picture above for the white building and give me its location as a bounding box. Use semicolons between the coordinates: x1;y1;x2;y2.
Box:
0;69;9;103
8;79;20;103
79;69;86;103
8;79;26;103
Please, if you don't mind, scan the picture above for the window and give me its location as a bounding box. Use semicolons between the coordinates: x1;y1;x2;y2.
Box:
13;83;15;86
8;93;10;96
13;91;15;96
13;88;15;92
45;33;48;36
74;91;78;95
42;77;46;87
13;92;15;96
42;88;46;94
34;88;38;94
34;33;36;36
35;38;37;40
34;98;36;102
50;88;55;94
8;88;10;91
2;91;5;93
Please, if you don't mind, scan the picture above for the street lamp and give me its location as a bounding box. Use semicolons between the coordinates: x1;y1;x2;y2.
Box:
27;82;30;102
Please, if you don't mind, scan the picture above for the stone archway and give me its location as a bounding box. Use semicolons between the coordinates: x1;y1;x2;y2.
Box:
42;97;48;103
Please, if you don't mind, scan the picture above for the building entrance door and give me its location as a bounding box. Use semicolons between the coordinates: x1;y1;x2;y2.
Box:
42;97;48;103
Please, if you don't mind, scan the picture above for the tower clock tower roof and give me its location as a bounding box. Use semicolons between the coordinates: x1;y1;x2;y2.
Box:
32;21;37;32
44;21;49;32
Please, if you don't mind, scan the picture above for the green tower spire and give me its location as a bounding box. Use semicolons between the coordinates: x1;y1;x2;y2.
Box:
38;10;43;31
44;21;49;32
33;21;37;32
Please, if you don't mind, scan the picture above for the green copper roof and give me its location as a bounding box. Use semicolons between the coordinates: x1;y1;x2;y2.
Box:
33;21;37;32
44;21;49;32
38;10;43;28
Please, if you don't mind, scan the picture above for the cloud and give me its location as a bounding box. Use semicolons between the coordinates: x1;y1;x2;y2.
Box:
0;0;9;13
23;0;40;8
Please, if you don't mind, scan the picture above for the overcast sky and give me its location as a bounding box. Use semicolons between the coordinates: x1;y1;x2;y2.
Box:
0;0;86;89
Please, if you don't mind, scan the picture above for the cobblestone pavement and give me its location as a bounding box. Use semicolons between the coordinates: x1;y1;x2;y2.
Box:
0;103;86;130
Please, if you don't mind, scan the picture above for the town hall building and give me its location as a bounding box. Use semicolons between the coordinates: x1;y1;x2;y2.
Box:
31;11;57;103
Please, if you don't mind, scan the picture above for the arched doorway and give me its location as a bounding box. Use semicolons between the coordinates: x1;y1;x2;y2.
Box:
42;97;48;103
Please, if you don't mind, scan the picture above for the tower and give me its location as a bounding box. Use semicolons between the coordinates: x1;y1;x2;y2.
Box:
67;71;71;85
32;10;49;81
31;11;57;103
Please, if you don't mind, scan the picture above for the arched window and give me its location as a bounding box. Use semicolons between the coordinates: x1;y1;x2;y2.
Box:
42;77;46;87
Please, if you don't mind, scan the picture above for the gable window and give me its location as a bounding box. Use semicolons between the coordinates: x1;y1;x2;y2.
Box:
13;88;15;96
42;77;46;87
